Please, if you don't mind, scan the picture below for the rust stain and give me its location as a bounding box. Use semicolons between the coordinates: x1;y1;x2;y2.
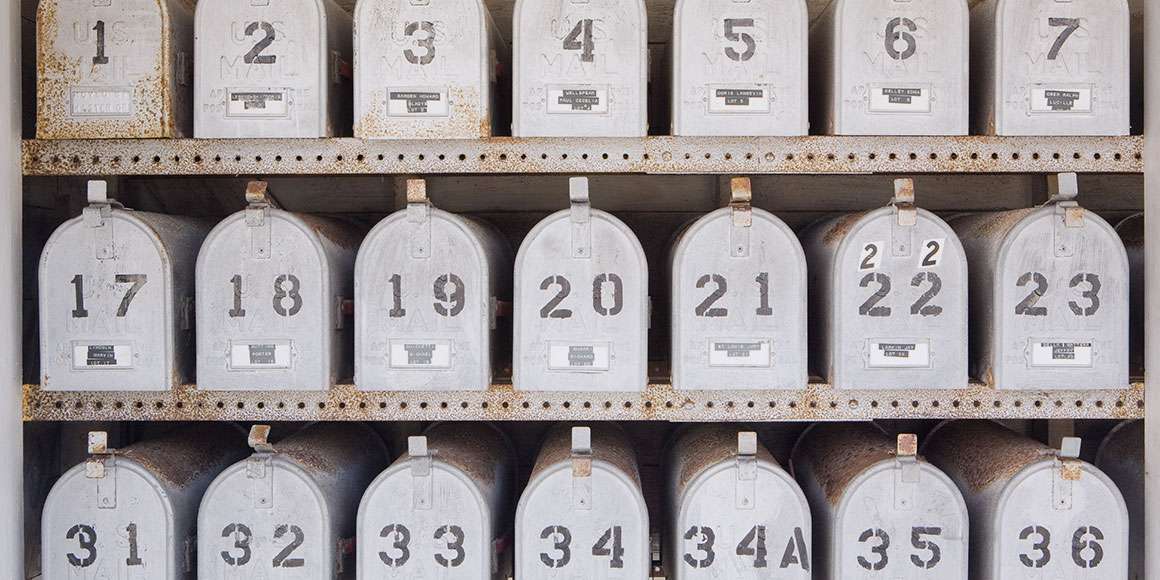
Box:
923;420;1048;493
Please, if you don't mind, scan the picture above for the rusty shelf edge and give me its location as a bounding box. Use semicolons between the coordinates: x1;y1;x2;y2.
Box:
23;383;1144;422
21;136;1144;176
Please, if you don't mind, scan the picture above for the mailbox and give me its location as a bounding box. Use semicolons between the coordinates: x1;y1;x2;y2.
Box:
36;0;193;138
194;0;353;137
1116;214;1143;377
39;181;209;391
357;423;514;579
810;0;968;135
923;420;1129;580
971;0;1130;136
198;424;389;580
666;426;811;580
671;178;807;390
196;182;362;391
516;425;649;580
356;179;512;391
354;0;504;138
951;174;1129;389
42;427;247;579
512;0;648;136
513;177;649;392
671;0;807;136
1094;420;1143;580
800;179;968;389
791;424;968;580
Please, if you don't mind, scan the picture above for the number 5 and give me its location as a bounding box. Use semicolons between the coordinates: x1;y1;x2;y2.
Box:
723;19;755;62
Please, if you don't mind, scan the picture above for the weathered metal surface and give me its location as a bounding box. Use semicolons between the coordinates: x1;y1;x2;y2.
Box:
971;0;1130;136
1094;419;1143;580
811;0;969;135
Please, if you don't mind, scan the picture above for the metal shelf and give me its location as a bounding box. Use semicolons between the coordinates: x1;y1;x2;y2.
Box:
22;136;1143;176
24;383;1144;422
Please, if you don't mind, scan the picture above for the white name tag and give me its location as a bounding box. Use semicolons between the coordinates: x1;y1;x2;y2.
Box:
389;339;453;369
867;340;931;368
708;84;771;114
708;339;772;368
869;84;932;114
546;85;609;114
229;340;292;370
227;89;289;118
70;87;133;117
1030;85;1093;113
1030;340;1094;367
548;341;611;371
72;343;133;369
387;87;450;117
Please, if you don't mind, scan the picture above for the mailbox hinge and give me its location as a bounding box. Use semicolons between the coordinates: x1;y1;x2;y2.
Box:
569;177;592;259
85;431;118;509
246;425;275;509
409;436;434;510
406;179;433;260
244;181;274;260
1047;173;1083;258
728;177;752;258
735;431;757;510
1052;437;1083;511
893;434;919;511
890;179;916;257
571;427;593;511
83;180;120;261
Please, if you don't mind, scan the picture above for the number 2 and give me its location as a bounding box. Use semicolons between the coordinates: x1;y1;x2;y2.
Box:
272;524;305;568
244;21;277;65
695;274;728;317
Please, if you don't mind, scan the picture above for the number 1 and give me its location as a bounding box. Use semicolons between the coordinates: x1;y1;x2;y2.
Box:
92;21;108;65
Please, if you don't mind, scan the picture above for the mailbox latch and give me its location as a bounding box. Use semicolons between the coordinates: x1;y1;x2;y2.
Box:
894;434;920;511
246;425;275;509
735;431;757;510
83;180;120;261
1048;173;1083;258
1052;437;1083;511
728;177;752;258
409;436;434;510
406;179;433;259
244;181;274;260
86;431;118;509
570;427;593;511
569;177;592;259
890;179;916;257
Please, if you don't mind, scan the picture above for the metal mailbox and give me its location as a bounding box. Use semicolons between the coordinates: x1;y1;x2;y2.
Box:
1115;214;1143;377
671;0;807;136
971;0;1130;136
923;420;1129;580
951;174;1129;389
516;425;649;580
356;179;512;391
800;179;968;389
513;177;649;391
198;424;389;580
671;178;807;390
666;426;812;580
194;0;353;137
791;424;968;580
810;0;968;135
357;423;514;579
512;0;648;136
1094;420;1143;580
354;0;504;138
39;181;209;391
43;427;247;579
196;182;362;391
36;0;193;138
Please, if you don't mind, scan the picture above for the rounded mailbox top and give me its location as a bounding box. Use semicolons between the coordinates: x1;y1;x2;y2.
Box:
516;208;647;279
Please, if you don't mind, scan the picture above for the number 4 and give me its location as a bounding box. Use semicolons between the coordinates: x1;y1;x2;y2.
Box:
563;19;595;62
592;526;625;569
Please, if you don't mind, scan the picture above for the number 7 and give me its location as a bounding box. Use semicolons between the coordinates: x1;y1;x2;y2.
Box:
1047;18;1081;60
114;274;147;317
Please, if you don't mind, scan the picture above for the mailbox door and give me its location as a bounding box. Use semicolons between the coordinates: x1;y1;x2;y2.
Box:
40;213;177;391
197;211;336;391
516;463;649;580
358;462;493;579
829;0;968;135
514;210;648;391
834;462;968;579
994;0;1130;136
512;0;647;136
356;210;496;391
832;209;969;388
675;462;811;579
43;463;176;579
672;208;807;390
995;208;1129;389
672;0;807;136
198;458;333;578
994;462;1128;579
355;0;491;139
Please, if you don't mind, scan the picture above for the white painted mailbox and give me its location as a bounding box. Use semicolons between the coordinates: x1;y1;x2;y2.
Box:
512;0;648;136
801;179;968;389
39;181;209;391
514;177;649;392
194;0;353;137
791;424;968;580
924;420;1129;580
671;0;808;136
42;428;246;580
198;424;389;580
810;0;969;135
36;0;194;138
670;178;807;390
971;0;1130;135
354;0;504;138
516;425;650;580
196;182;361;391
666;426;812;580
951;174;1129;389
357;423;514;580
356;179;511;391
